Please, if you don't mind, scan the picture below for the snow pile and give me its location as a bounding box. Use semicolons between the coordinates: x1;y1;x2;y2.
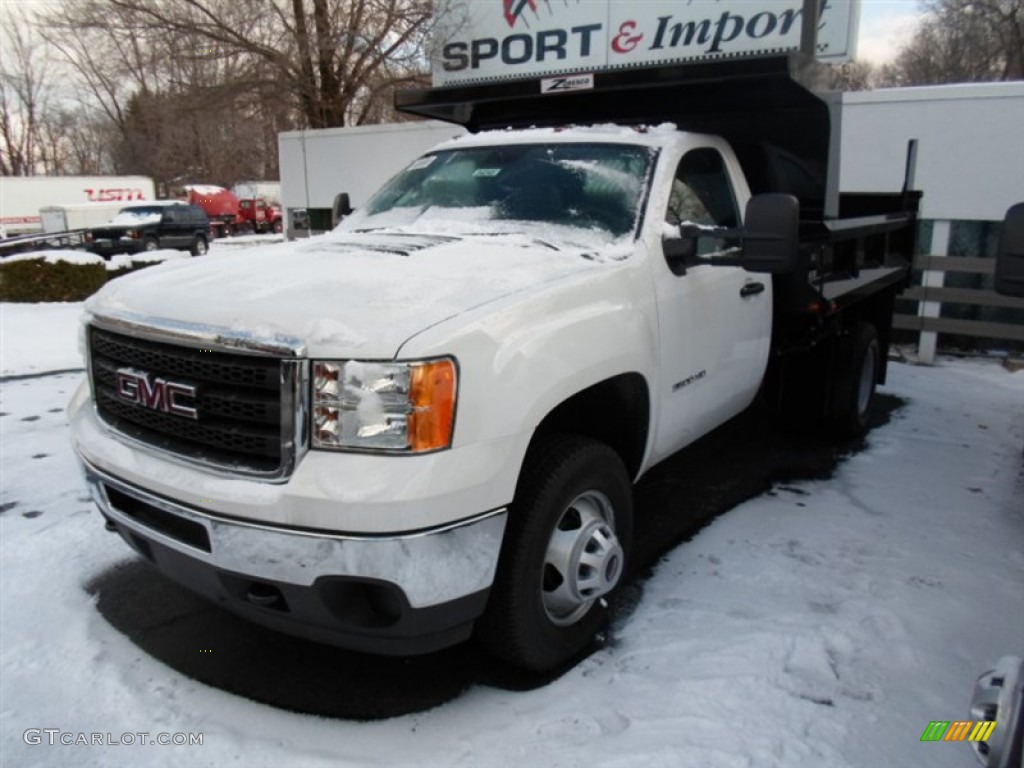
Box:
1;248;192;271
0;249;106;267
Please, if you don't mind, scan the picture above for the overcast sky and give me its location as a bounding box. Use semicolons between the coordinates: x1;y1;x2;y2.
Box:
857;0;924;64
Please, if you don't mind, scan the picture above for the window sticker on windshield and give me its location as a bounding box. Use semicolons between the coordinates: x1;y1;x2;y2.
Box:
407;156;436;171
473;168;502;178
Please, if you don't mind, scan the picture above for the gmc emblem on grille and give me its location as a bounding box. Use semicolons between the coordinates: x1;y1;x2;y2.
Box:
114;368;198;420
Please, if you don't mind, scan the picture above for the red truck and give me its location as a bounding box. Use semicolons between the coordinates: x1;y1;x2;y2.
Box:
237;197;283;234
180;185;239;238
179;185;283;236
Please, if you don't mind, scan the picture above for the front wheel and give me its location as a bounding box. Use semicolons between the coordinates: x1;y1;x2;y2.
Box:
478;434;633;672
190;235;208;256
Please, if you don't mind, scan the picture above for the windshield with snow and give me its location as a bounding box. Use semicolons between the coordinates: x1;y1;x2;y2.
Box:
347;143;655;241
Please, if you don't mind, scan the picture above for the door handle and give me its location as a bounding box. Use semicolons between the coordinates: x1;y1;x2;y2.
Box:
740;281;765;298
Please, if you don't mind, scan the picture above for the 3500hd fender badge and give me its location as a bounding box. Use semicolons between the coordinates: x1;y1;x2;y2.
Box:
114;368;198;420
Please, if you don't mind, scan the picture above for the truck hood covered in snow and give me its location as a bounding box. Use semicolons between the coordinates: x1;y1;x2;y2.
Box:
86;230;628;358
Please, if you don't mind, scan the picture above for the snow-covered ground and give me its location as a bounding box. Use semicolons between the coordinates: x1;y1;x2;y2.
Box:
1;299;1022;768
0;237;280;377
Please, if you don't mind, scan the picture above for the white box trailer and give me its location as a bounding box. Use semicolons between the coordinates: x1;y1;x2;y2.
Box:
839;81;1024;222
39;201;137;234
278;120;465;236
0;176;155;236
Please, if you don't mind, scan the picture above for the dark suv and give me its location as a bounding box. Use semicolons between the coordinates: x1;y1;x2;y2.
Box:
86;203;210;257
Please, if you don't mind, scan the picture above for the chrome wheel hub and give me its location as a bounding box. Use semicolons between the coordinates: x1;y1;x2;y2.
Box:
542;490;623;626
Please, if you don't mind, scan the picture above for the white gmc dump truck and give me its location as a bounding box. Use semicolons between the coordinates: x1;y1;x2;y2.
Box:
70;38;925;669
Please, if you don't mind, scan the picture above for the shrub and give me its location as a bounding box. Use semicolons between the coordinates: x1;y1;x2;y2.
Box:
0;256;167;302
0;259;109;302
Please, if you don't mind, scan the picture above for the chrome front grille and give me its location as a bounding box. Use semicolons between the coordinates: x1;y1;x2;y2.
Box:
89;325;302;477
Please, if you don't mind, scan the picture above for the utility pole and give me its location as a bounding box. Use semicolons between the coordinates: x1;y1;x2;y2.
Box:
800;0;820;56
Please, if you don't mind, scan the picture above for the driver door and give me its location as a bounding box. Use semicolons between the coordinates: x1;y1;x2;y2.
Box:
650;145;773;463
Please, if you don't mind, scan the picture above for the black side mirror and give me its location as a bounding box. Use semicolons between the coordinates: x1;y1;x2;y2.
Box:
662;226;698;276
741;194;799;275
332;193;353;227
995;202;1024;298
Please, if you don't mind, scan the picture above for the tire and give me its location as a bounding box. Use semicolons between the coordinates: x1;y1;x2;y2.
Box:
272;219;283;234
478;434;633;672
142;237;159;252
190;235;208;257
832;322;880;438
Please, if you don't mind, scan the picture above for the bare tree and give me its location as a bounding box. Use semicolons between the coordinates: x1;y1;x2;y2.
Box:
882;0;1023;85
829;60;877;91
59;108;119;174
41;1;285;186
35;0;434;187
0;12;52;175
54;0;435;129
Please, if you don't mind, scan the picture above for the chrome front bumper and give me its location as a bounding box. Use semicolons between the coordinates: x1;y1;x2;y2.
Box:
84;461;507;609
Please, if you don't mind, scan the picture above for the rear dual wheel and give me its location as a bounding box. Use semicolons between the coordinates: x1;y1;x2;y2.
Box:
832;321;880;438
478;434;632;672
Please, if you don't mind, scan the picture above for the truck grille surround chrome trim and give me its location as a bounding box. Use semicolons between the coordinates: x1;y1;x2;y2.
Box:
87;313;308;481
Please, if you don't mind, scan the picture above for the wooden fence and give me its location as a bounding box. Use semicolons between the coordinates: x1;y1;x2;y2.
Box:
893;220;1024;363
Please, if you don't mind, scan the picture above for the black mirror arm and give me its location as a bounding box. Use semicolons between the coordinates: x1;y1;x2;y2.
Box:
665;221;788;274
664;223;746;275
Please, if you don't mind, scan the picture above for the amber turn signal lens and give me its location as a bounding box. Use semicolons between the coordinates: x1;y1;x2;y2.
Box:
409;360;457;452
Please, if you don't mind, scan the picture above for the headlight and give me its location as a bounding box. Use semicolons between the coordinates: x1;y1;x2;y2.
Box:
311;358;457;453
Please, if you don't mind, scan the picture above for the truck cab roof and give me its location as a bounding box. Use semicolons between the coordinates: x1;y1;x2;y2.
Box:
398;54;836;215
431;123;695;151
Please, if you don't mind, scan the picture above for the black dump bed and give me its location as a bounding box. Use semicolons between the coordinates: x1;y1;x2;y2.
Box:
396;53;920;317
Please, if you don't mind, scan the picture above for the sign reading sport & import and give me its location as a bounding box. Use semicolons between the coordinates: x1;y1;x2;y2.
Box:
433;0;861;86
